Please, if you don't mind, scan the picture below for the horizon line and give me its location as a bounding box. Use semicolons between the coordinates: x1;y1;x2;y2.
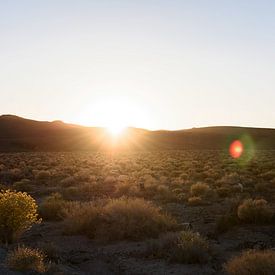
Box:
1;113;275;132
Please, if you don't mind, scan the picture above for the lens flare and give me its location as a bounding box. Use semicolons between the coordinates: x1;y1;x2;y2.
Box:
229;140;243;158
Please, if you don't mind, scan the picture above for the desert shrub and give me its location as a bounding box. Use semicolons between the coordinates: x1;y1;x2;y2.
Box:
115;182;139;197
60;176;76;187
237;199;273;224
62;201;101;238
13;179;33;192
0;190;40;243
62;198;178;241
35;170;51;181
224;250;275;275
61;186;80;200
148;231;211;264
219;172;240;185
215;213;239;234
6;246;46;273
39;193;66;221
101;198;177;240
255;182;269;193
190;183;210;197
62;181;116;200
188;196;203;206
37;242;60;263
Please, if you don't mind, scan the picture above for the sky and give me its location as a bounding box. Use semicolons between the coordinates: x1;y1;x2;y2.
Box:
0;0;275;130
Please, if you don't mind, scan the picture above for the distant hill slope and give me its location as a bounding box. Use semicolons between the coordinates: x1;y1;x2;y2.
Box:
0;115;275;151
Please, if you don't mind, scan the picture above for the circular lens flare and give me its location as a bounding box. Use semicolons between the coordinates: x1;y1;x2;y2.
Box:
229;140;244;158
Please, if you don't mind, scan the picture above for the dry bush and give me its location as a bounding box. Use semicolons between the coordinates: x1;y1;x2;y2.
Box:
237;199;273;224
13;179;33;192
148;231;211;264
35;170;51;181
190;183;210;197
39;193;66;221
115;182;139;197
217;186;233;198
215;213;239;234
62;181;116;200
6;246;46;273
219;172;240;185
0;190;40;243
62;201;101;238
224;250;275;275
188;196;203;206
101;198;177;240
255;182;270;193
37;242;60;263
62;198;178;241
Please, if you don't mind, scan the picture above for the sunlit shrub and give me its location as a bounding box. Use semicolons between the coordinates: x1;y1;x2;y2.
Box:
224;250;275;275
115;182;139;197
237;199;273;224
62;201;101;238
37;242;60;263
62;198;178;241
190;183;210;197
101;198;178;240
188;196;203;206
148;231;211;264
6;246;46;273
0;190;40;243
39;193;65;221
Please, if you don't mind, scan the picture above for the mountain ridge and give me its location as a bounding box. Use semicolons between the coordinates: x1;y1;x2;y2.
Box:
0;115;275;151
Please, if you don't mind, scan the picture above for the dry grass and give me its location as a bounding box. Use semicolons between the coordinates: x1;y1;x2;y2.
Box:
6;246;46;273
188;196;203;206
62;197;178;241
237;199;273;224
148;231;211;264
190;183;210;197
224;250;275;275
39;193;66;221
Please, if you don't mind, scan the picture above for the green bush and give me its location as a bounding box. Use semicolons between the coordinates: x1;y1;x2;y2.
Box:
224;250;275;275
0;190;40;243
6;246;46;273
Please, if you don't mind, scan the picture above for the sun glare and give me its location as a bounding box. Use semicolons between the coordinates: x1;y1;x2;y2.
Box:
107;124;126;137
75;96;151;135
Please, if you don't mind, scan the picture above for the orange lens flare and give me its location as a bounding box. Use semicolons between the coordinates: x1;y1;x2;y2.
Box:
229;140;243;158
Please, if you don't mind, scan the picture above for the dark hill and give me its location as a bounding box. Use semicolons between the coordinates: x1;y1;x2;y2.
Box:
0;115;275;151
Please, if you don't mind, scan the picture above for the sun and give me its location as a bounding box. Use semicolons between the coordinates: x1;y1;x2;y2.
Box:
89;97;132;137
77;97;150;135
107;123;126;137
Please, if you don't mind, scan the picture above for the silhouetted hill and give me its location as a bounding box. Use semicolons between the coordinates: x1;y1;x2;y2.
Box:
0;115;275;151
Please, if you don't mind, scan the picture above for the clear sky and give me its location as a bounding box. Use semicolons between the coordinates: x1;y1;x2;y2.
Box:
1;0;274;130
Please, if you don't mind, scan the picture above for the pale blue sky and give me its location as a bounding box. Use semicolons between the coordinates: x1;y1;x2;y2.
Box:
0;0;274;129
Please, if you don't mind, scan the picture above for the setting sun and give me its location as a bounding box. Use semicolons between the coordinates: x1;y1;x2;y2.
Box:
79;97;150;134
107;124;126;137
